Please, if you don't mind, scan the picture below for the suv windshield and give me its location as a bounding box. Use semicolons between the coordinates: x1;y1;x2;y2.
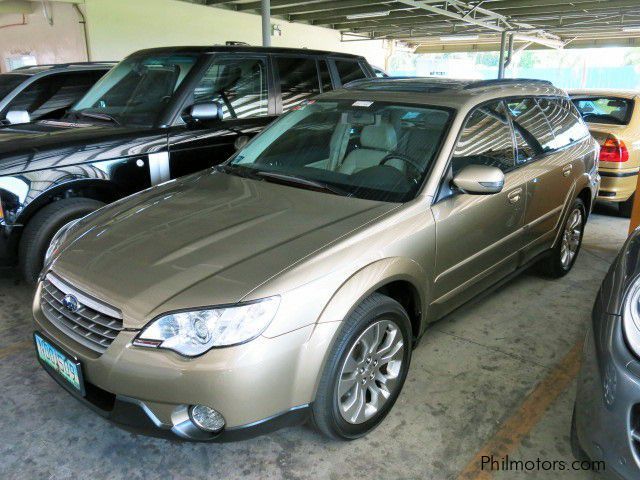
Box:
227;100;451;202
69;53;199;127
0;74;26;99
572;97;634;125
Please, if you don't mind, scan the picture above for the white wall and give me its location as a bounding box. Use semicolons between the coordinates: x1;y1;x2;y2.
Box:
83;0;387;66
0;2;87;72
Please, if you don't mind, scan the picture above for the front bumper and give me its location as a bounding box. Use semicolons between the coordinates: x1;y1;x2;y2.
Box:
33;282;340;441
597;168;638;203
574;292;640;479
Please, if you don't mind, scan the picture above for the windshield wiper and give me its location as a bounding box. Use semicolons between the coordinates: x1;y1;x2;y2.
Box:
76;111;121;126
216;164;264;180
256;171;348;196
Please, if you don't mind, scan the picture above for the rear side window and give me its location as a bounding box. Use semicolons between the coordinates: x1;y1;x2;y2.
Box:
452;101;515;175
572;97;633;125
5;71;105;119
334;60;367;85
275;57;320;111
539;98;589;149
507;97;555;160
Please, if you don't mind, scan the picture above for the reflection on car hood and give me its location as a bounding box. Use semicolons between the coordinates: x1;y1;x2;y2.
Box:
52;171;395;328
0;121;166;175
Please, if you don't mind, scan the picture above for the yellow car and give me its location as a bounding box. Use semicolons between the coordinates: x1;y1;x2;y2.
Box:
571;90;640;217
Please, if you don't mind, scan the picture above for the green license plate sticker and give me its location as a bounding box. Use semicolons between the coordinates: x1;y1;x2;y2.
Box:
35;333;84;394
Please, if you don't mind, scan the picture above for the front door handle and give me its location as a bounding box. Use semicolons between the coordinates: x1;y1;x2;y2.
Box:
507;188;522;204
562;164;573;177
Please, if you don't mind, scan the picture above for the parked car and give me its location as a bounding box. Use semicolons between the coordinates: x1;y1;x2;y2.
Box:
32;78;599;441
0;62;113;126
570;90;640;217
0;46;374;282
572;226;640;480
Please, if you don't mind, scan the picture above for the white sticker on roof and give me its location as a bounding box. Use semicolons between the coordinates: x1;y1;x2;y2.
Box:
352;101;373;107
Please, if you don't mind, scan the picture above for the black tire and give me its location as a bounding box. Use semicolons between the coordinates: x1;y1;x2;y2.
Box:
311;292;412;440
18;198;104;284
619;195;634;218
538;198;586;279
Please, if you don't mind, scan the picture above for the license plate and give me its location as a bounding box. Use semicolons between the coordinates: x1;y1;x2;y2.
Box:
34;332;85;396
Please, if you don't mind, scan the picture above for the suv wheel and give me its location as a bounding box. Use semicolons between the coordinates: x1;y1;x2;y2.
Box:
311;293;412;440
19;198;104;284
539;198;586;278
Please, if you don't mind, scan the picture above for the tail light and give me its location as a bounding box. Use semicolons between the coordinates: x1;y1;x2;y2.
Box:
599;136;629;163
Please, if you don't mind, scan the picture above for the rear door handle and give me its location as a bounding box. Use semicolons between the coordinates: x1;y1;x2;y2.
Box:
562;164;573;177
507;188;522;204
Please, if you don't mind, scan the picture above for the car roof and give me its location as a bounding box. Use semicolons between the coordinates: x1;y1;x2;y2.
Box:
568;89;639;99
317;77;568;110
128;45;366;59
10;62;115;75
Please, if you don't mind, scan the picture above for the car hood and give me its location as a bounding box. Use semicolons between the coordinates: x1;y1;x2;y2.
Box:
0;120;166;175
52;171;396;328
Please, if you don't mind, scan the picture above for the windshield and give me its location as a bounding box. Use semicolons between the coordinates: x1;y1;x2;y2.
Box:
70;53;199;126
572;97;634;125
227;100;451;202
0;74;26;100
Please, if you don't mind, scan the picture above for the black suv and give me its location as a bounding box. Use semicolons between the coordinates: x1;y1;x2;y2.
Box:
0;62;113;125
0;46;373;281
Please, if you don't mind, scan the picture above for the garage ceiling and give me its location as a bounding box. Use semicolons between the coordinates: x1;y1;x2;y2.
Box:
187;0;640;52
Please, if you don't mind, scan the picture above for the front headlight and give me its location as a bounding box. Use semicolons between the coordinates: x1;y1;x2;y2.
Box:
623;276;640;357
44;218;81;265
133;296;280;356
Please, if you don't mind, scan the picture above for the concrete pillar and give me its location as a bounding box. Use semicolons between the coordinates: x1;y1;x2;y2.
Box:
261;0;271;47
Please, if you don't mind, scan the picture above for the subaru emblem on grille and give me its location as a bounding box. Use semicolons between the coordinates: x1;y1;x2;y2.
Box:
62;294;79;313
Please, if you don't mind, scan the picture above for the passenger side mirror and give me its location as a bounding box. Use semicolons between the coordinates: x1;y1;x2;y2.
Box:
6;110;31;125
185;101;223;125
452;165;504;194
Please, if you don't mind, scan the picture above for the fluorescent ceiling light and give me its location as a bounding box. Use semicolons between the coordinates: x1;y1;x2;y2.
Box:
439;35;480;42
346;11;391;20
623;26;640;32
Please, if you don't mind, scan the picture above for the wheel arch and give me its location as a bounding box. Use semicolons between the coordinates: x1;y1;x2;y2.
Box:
6;178;123;260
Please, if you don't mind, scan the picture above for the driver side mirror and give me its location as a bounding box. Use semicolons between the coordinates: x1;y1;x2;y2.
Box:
452;164;504;194
6;110;31;125
184;101;223;126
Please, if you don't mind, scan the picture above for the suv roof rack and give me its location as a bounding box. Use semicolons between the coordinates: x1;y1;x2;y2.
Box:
12;61;116;71
463;78;553;89
344;77;556;93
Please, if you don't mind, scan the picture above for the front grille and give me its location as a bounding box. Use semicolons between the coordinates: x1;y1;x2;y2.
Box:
40;274;123;354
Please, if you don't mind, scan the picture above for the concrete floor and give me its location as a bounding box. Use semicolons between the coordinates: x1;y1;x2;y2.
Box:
0;206;628;480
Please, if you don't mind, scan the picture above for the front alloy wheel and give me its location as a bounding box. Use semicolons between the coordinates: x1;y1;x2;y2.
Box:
311;293;412;439
337;320;404;424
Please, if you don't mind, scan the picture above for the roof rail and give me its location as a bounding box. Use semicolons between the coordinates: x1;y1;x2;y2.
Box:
463;78;553;90
12;61;116;71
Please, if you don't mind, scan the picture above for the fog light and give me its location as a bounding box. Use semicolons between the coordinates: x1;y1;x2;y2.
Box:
189;405;225;432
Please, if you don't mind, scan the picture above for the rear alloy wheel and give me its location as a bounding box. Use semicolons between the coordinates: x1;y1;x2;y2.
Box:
311;293;412;439
538;198;586;278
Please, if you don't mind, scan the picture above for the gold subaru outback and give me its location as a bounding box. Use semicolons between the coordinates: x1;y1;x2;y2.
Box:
33;78;599;441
